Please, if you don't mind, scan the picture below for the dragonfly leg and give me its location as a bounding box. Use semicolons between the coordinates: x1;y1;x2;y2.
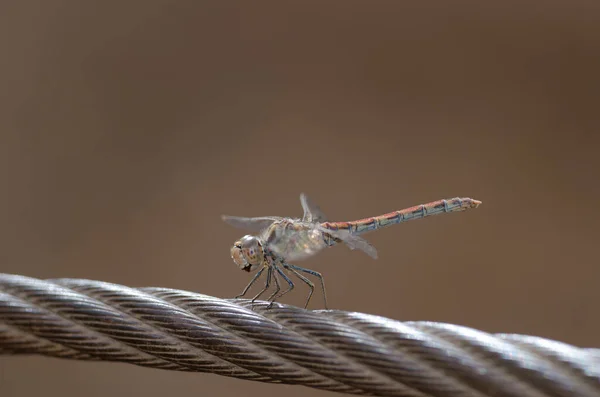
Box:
265;268;282;307
270;266;295;304
283;263;315;309
251;266;272;304
235;266;265;299
287;264;328;310
443;199;449;212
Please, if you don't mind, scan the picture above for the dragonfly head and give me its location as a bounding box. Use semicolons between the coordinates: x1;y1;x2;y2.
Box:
230;235;264;272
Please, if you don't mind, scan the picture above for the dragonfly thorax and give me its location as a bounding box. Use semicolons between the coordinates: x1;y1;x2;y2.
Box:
230;235;265;272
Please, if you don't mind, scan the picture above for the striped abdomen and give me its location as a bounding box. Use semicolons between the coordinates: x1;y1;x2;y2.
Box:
321;197;481;236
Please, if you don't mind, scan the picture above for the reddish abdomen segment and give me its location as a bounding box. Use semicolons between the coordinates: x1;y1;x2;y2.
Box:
321;197;481;235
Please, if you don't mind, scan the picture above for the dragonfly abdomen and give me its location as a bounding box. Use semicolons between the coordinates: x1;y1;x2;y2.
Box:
321;197;481;235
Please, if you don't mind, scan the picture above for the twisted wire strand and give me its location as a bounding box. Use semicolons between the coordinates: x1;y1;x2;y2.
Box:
0;273;598;397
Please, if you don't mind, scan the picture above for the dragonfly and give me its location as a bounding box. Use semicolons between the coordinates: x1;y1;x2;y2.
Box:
222;194;481;309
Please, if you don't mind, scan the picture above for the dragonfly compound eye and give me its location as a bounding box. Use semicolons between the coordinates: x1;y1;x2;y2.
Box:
230;242;250;271
239;235;264;269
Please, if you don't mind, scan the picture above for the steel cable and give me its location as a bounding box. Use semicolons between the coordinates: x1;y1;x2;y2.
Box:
0;273;598;397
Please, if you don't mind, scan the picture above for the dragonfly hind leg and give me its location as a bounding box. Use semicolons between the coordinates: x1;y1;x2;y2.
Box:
282;263;328;310
287;264;328;310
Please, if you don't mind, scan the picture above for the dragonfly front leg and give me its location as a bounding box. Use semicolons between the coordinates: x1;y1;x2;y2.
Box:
251;265;273;303
235;266;265;299
286;264;328;310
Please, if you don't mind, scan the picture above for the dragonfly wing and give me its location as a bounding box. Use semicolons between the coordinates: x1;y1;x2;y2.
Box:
300;193;329;223
318;225;378;259
221;215;282;232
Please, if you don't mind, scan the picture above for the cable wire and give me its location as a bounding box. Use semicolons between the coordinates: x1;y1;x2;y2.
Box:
0;273;598;397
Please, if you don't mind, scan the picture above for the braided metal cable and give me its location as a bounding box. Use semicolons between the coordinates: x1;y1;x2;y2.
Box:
1;273;598;397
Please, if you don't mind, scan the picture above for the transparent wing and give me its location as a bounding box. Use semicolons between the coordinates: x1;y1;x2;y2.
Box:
317;225;378;259
300;193;328;223
221;215;282;232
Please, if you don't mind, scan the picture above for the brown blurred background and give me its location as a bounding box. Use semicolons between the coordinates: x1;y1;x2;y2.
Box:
1;1;599;396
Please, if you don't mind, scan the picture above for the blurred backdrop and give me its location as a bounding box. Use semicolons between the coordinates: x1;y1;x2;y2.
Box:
1;1;599;396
